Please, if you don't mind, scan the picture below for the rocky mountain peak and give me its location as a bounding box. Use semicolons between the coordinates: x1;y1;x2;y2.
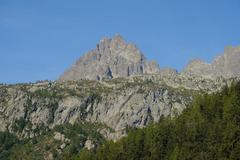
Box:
110;34;125;47
98;34;144;63
98;34;125;51
60;35;240;81
59;35;160;81
182;46;240;79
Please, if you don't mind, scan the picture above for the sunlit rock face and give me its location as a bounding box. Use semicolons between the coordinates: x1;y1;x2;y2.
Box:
60;34;240;81
59;34;160;81
2;35;239;141
182;46;240;79
1;73;236;140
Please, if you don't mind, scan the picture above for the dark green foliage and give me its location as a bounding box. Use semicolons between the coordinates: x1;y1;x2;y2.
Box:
0;132;19;160
76;82;240;160
2;82;240;160
34;88;59;98
12;117;27;132
0;87;9;108
54;122;105;145
47;100;59;123
55;122;106;159
6;122;106;160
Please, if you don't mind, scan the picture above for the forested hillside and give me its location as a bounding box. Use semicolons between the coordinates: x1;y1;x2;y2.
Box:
1;81;240;159
75;81;240;160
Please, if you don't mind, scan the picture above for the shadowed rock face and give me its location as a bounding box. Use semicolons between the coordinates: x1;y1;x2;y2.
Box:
182;46;240;79
59;34;160;81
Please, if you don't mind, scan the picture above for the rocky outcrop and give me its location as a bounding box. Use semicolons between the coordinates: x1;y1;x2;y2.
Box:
0;74;236;141
84;139;95;150
59;34;160;81
182;46;240;79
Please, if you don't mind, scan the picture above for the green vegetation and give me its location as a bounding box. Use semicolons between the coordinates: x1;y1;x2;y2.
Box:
33;87;63;99
0;86;10;108
0;132;19;160
1;81;240;159
12;117;27;133
75;82;240;160
54;122;106;159
0;122;106;160
47;100;59;123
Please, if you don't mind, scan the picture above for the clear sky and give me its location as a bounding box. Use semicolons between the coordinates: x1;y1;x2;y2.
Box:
1;0;240;83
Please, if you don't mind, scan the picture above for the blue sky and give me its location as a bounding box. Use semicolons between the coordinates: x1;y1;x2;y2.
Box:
1;0;240;83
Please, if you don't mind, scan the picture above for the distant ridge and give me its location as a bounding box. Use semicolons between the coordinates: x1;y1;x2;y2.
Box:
59;34;240;81
182;46;240;79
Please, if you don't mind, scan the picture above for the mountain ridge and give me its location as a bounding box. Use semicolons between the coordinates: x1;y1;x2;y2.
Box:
1;34;240;159
182;46;240;79
59;34;240;81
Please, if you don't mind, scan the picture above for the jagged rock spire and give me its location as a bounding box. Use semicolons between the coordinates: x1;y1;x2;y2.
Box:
59;34;160;81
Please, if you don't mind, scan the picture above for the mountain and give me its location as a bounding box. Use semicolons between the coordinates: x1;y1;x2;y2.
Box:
1;78;239;159
0;73;232;140
1;35;240;159
75;81;240;160
182;46;240;79
60;35;240;81
59;34;160;81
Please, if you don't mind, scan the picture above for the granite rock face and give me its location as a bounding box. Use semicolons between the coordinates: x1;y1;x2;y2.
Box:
182;46;240;79
0;79;190;141
59;35;160;81
0;74;236;141
60;35;240;81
